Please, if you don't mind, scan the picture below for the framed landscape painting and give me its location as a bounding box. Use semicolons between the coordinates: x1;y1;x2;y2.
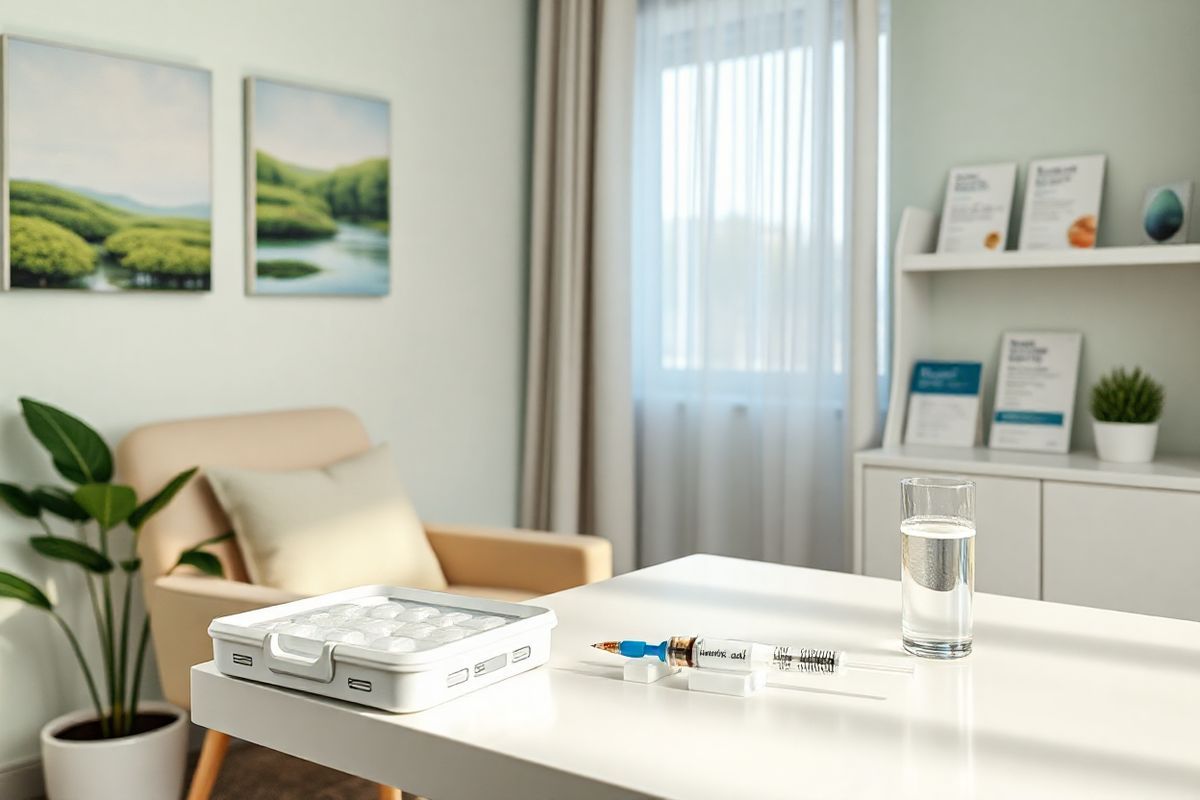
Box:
246;77;390;296
1;36;211;291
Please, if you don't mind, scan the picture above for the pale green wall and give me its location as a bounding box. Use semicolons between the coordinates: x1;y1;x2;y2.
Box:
890;0;1200;454
0;0;534;778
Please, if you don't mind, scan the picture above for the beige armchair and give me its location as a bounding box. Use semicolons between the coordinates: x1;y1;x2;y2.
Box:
116;407;611;800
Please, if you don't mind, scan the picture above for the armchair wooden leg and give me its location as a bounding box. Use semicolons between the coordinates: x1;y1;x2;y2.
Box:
187;729;231;800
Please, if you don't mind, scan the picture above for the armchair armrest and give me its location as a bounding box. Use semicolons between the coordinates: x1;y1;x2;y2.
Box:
149;574;303;709
424;523;612;596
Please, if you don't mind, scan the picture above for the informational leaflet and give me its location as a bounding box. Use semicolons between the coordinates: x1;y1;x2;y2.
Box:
936;163;1017;253
1018;155;1106;250
904;361;984;447
989;332;1083;453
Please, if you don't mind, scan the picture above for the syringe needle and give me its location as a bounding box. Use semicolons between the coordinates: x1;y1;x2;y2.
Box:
841;658;915;675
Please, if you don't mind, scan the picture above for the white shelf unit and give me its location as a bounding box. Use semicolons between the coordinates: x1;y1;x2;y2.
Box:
856;208;1200;621
881;207;1200;446
901;241;1200;272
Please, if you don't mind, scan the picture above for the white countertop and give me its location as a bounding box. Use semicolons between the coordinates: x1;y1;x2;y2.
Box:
856;444;1200;492
192;554;1200;799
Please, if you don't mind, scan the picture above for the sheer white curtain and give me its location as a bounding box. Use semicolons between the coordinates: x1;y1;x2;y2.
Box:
632;0;852;569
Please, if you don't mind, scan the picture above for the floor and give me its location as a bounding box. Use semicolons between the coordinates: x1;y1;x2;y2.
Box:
194;742;380;799
36;742;400;799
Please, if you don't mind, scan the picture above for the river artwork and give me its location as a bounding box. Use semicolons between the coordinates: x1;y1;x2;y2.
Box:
248;78;390;296
3;37;211;292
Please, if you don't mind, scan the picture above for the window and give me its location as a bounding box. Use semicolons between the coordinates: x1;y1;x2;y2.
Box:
633;1;849;383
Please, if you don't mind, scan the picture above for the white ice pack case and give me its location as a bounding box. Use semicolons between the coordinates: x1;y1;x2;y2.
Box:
208;585;556;712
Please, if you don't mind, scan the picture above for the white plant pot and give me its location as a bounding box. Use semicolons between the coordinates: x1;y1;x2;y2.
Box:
41;701;188;800
1093;419;1159;464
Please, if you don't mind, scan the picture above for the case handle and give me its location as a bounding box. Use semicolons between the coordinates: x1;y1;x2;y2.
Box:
263;633;337;683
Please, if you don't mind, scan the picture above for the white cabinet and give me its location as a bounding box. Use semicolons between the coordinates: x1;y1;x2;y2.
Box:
859;206;1200;619
861;466;1042;599
855;446;1200;621
1042;482;1200;621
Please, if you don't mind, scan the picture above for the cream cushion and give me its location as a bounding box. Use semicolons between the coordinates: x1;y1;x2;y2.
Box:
205;443;447;595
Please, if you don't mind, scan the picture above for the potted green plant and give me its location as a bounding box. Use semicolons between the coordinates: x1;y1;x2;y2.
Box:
1090;367;1165;463
0;398;229;800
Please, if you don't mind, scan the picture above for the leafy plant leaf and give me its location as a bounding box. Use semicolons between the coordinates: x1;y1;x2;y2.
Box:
73;484;137;530
128;467;197;531
191;530;235;550
121;558;142;573
31;486;90;522
176;550;223;577
0;483;41;518
19;398;113;484
0;571;52;610
30;536;114;573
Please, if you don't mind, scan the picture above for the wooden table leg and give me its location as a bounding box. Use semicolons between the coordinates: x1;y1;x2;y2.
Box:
187;730;231;800
378;787;426;800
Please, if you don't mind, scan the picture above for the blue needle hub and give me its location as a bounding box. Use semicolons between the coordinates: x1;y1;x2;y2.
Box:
617;640;668;661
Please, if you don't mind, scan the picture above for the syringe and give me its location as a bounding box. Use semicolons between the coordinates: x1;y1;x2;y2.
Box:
592;636;913;676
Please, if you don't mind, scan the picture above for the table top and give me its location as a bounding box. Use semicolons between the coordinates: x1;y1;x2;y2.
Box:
192;554;1200;799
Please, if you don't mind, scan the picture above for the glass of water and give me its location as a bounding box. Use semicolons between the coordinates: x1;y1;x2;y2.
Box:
900;477;975;658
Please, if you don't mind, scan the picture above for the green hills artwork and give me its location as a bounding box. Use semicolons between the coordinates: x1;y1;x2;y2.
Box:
1;42;389;295
4;37;212;291
249;78;390;296
9;180;210;290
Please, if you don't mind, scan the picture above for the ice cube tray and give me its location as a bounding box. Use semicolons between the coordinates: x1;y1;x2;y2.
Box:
208;585;556;712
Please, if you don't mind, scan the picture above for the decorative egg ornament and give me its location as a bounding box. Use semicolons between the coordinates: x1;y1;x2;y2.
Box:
1143;188;1185;242
1141;181;1192;244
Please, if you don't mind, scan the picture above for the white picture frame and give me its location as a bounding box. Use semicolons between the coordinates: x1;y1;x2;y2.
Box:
2;35;212;292
245;77;391;297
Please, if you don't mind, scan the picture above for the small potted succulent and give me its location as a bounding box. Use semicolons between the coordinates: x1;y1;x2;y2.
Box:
0;399;229;800
1090;367;1165;463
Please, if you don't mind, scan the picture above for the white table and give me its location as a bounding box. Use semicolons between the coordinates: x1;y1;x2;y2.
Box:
191;554;1200;799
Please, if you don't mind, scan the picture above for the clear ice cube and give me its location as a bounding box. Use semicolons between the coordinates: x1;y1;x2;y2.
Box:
367;603;406;620
428;627;468;643
399;607;438;622
370;636;417;653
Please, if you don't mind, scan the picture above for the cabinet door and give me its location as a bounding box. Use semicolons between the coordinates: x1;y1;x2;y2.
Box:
862;466;1041;599
1043;482;1200;621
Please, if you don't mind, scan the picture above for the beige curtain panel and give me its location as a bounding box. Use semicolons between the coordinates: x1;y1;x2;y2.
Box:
520;0;637;573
